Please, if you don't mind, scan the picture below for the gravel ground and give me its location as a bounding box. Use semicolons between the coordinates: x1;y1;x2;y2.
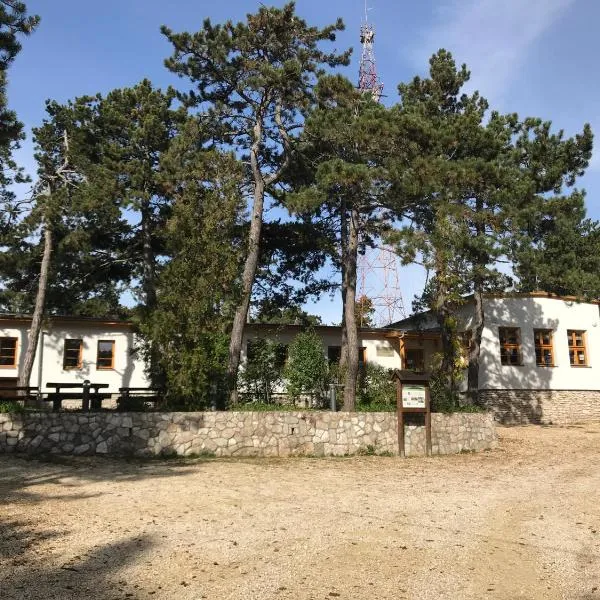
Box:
1;423;599;600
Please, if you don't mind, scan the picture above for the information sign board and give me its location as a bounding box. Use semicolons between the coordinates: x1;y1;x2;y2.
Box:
401;385;426;409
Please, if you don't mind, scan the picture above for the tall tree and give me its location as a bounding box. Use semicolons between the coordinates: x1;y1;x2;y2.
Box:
162;2;350;403
513;195;600;299
97;81;186;311
0;1;39;236
146;119;245;406
389;50;593;402
287;75;395;410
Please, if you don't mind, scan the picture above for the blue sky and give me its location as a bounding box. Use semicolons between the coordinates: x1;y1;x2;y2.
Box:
8;0;600;323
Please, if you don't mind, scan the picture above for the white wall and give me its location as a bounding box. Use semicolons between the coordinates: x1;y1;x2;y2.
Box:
0;319;150;392
478;297;600;391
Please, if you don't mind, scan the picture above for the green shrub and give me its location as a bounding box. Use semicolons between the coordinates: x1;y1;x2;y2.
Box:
284;330;329;406
357;364;396;409
239;338;286;403
0;401;25;414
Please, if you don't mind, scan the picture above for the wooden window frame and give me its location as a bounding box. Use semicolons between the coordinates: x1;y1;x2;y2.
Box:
0;337;17;368
96;340;115;370
404;348;425;371
63;338;83;370
567;330;588;367
534;329;554;367
498;327;523;366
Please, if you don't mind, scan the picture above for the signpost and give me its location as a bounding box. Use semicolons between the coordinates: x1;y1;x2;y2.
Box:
392;370;432;458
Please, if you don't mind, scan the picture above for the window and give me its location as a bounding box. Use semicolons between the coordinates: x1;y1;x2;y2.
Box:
328;346;367;367
97;340;115;370
63;339;83;369
404;348;424;371
328;346;341;364
567;330;587;366
358;346;367;369
534;329;554;367
499;327;522;366
0;337;17;367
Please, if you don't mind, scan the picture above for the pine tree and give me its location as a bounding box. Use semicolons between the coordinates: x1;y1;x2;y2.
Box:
0;1;39;235
144;119;245;406
96;81;186;311
287;75;395;410
388;50;593;402
161;2;350;404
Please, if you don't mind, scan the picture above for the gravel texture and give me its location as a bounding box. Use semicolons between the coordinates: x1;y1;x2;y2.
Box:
1;423;599;599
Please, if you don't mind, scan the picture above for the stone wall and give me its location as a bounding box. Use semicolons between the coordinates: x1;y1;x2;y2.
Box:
479;390;600;425
0;411;497;458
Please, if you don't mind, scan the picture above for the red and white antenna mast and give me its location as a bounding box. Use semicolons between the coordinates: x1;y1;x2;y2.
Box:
358;1;383;102
356;2;406;327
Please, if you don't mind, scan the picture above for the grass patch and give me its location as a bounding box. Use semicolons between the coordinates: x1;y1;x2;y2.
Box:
0;401;26;414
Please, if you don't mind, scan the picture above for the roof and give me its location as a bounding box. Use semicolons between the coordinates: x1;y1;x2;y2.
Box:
387;291;600;329
0;313;134;327
245;322;397;335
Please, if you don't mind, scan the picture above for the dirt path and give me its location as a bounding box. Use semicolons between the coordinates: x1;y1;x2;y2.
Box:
1;424;599;599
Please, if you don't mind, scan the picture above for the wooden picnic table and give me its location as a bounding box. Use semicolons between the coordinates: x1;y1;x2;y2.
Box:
46;381;110;411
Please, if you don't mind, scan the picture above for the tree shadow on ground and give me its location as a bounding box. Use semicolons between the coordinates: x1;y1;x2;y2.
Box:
0;454;199;599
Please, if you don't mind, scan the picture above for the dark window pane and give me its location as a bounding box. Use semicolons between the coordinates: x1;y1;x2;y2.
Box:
0;338;17;366
328;346;341;364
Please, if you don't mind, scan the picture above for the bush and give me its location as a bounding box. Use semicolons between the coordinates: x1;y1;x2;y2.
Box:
239;338;286;404
284;330;329;405
357;364;396;409
0;401;25;413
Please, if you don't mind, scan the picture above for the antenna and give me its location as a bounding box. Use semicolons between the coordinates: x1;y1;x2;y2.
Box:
355;3;406;327
357;1;383;102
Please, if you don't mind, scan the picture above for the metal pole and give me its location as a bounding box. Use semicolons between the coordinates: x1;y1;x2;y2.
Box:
329;384;336;412
82;379;90;412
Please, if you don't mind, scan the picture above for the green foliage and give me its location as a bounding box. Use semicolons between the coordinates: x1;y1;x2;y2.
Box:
0;0;39;185
0;400;25;413
251;303;322;326
357;363;395;408
144;127;245;407
429;370;461;413
239;338;287;404
284;329;328;404
388;49;593;393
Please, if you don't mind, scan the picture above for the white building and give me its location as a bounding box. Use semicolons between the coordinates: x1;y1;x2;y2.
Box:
392;293;600;424
0;314;150;394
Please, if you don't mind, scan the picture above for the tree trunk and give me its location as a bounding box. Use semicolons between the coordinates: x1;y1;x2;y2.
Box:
342;206;359;411
18;224;52;387
339;199;348;372
433;256;455;389
467;198;487;405
467;285;484;404
227;122;266;405
140;199;156;310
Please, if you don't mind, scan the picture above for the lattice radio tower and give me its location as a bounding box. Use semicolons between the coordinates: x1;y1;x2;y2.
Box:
356;2;406;327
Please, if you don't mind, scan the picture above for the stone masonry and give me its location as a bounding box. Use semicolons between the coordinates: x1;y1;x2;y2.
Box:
479;390;600;425
0;411;497;458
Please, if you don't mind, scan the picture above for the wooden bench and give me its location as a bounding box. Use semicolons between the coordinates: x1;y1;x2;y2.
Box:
118;387;164;411
46;382;110;411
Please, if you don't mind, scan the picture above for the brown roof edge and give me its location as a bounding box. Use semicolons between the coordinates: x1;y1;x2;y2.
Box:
0;313;134;327
245;323;402;335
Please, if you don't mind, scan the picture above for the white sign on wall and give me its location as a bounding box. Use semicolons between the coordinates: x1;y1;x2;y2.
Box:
402;385;426;409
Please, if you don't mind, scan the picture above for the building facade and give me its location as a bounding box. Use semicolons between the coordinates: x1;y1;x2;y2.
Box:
0;315;150;394
394;294;600;424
